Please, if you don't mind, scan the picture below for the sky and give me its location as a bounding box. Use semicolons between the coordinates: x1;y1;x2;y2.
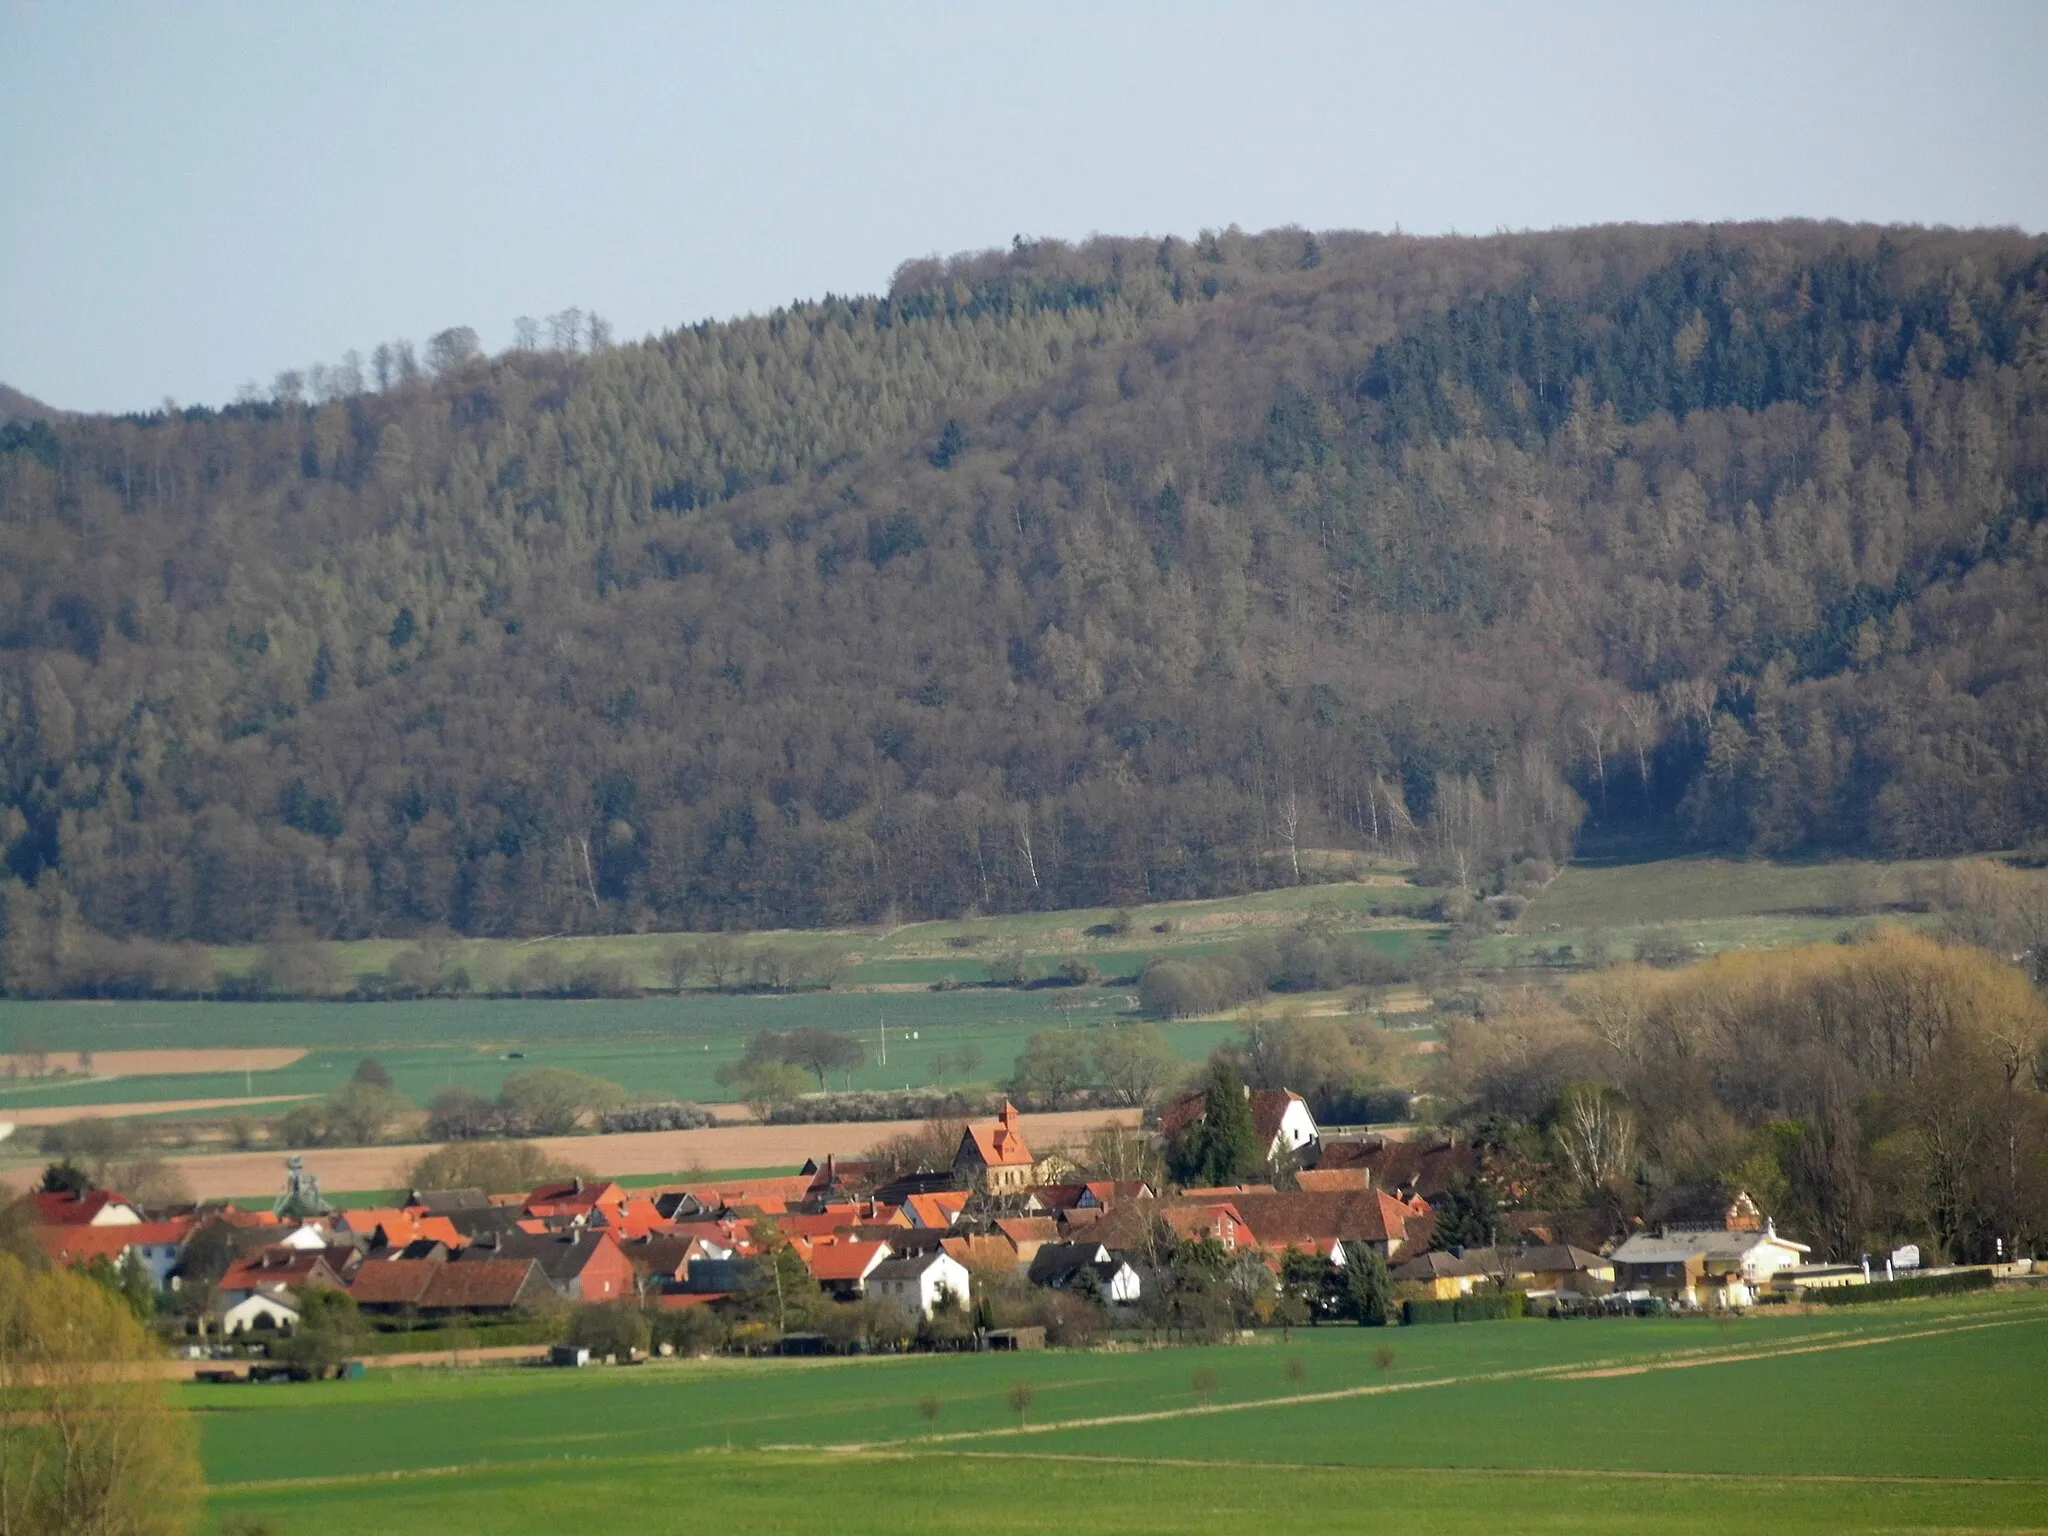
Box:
3;2;2046;414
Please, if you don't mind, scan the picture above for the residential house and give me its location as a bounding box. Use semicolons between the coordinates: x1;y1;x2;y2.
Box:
867;1250;971;1320
1609;1200;1810;1307
1028;1242;1142;1303
218;1288;302;1336
33;1216;193;1288
456;1229;634;1302
349;1256;551;1316
1318;1136;1479;1203
1160;1087;1321;1166
904;1191;970;1230
1221;1189;1420;1262
802;1237;893;1300
31;1189;145;1227
217;1248;347;1303
954;1101;1037;1193
1391;1250;1487;1300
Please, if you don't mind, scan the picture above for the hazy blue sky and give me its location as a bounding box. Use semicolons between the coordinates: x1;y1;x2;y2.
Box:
4;2;2045;413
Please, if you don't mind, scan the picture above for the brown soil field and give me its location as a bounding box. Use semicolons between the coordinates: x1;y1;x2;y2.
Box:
24;1107;1142;1201
0;1094;319;1127
2;1048;307;1078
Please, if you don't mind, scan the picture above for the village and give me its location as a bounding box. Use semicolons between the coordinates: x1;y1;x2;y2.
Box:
20;1084;2004;1377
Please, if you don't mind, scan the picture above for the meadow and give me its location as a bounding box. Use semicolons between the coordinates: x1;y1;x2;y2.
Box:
196;1292;2048;1534
0;990;1244;1114
0;856;1948;1151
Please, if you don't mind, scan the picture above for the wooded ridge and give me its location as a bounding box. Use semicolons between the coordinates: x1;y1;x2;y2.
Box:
2;221;2045;957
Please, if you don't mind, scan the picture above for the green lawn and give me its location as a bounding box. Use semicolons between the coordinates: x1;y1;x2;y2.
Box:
197;1294;2048;1534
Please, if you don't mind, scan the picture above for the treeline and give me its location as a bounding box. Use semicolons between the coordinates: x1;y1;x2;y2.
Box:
1441;928;2048;1265
3;222;2046;957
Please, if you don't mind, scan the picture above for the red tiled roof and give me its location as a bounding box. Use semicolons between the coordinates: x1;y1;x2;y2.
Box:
347;1259;440;1306
803;1239;891;1283
1161;1203;1255;1250
1295;1169;1371;1192
29;1190;141;1227
523;1180;626;1217
419;1258;544;1309
220;1251;344;1293
1318;1137;1478;1199
905;1192;968;1229
33;1218;191;1267
1223;1190;1415;1249
958;1102;1034;1169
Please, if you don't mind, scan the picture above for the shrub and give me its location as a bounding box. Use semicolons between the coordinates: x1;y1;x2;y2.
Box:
1811;1269;1994;1305
763;1089;986;1125
598;1101;715;1133
401;1141;594;1194
567;1302;651;1358
1401;1292;1528;1325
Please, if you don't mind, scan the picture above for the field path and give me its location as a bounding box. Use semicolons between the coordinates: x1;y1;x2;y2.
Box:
776;1310;2045;1454
0;1094;317;1126
1;1048;307;1077
42;1107;1139;1199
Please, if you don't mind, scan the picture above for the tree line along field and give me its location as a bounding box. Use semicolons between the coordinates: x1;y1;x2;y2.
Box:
146;866;1444;997
0;856;1962;1133
196;1292;2048;1535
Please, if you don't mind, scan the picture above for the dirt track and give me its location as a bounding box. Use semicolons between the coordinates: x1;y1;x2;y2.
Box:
0;1094;318;1126
10;1107;1142;1200
2;1048;307;1078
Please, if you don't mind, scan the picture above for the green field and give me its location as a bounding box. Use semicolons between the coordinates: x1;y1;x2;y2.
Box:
0;992;1242;1121
197;1293;2048;1534
190;871;1439;997
0;856;1956;1132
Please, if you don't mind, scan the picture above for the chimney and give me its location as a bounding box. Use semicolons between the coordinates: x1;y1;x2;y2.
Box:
572;1177;583;1196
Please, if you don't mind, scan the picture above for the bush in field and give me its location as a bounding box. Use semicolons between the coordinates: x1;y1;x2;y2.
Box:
598;1101;714;1133
426;1085;503;1140
567;1303;650;1359
765;1089;984;1125
497;1068;627;1135
401;1141;594;1195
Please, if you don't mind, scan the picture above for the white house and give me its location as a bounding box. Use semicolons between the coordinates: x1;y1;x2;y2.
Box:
867;1250;972;1321
218;1287;301;1336
1028;1241;1144;1303
1159;1087;1320;1165
1610;1221;1811;1307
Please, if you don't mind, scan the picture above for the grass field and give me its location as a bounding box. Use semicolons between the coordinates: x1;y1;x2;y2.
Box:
196;1292;2048;1534
0;992;1239;1116
0;856;1953;1134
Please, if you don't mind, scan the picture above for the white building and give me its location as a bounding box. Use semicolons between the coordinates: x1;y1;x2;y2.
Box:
218;1287;301;1336
867;1250;972;1321
1610;1221;1811;1307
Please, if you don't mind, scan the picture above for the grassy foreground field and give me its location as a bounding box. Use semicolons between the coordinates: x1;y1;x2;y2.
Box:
198;1293;2048;1534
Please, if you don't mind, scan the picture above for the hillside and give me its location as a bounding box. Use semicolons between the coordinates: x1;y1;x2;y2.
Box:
3;222;2047;969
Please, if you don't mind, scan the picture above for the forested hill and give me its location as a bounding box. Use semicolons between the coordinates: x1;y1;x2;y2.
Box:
3;222;2047;960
